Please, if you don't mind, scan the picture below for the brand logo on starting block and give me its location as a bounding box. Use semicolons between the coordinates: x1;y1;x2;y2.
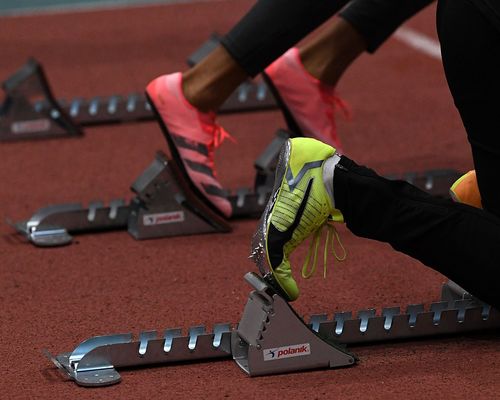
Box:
11;119;51;134
263;343;311;361
143;211;185;226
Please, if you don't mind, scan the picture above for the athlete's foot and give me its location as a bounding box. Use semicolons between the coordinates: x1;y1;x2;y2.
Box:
146;72;232;217
264;48;349;150
250;138;347;301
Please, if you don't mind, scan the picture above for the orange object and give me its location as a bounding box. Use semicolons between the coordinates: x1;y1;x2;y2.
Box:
449;170;482;209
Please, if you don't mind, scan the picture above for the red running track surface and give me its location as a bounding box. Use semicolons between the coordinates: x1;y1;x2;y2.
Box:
0;1;498;399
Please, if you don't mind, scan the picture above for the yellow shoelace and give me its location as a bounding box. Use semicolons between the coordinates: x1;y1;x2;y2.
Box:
301;221;347;279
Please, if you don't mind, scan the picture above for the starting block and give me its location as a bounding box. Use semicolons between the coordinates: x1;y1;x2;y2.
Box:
0;34;278;141
11;130;290;246
45;273;500;387
11;131;462;246
0;58;277;141
13;151;230;246
231;273;355;376
3;35;463;245
0;58;82;141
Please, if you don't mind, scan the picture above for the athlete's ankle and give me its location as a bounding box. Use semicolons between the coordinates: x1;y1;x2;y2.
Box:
182;45;248;113
181;71;218;113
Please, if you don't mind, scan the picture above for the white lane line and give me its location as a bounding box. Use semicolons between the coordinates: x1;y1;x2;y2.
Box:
0;0;225;17
394;26;442;60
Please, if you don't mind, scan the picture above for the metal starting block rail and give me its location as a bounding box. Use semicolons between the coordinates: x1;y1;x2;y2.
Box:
11;130;290;246
11;147;461;246
13;151;231;246
45;274;500;387
11;130;461;246
0;58;277;141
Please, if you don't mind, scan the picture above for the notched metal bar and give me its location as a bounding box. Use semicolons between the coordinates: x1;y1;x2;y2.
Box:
45;279;499;387
13;200;131;246
334;312;352;335
406;304;425;327
317;300;500;345
358;309;377;333
309;314;328;333
188;326;206;350
138;331;157;356
163;328;182;352
381;307;400;330
48;324;235;386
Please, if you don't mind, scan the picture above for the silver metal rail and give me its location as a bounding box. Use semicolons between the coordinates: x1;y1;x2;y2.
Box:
45;276;499;387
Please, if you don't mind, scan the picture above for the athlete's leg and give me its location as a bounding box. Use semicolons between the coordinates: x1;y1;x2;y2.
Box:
182;46;247;113
334;156;500;309
298;17;366;88
300;0;435;86
183;16;366;112
256;0;500;307
147;0;436;216
185;0;438;111
188;0;435;110
184;0;435;150
253;137;500;307
218;0;350;79
219;0;434;79
437;0;500;217
340;0;435;54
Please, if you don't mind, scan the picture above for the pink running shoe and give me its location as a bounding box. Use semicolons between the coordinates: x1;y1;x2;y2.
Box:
264;47;349;150
146;73;233;218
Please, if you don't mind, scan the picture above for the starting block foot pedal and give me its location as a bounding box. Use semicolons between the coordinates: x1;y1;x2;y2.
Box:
128;151;231;239
13;151;231;246
0;58;82;141
232;273;356;376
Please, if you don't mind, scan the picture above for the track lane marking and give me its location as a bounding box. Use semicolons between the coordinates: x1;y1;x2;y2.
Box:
0;0;225;17
394;26;442;60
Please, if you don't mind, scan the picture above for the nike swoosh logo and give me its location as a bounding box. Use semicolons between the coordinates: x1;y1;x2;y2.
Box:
286;161;323;191
267;177;314;269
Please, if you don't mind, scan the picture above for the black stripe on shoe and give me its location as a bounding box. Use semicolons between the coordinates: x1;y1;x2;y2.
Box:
267;177;314;268
202;183;229;199
185;159;215;177
171;133;209;156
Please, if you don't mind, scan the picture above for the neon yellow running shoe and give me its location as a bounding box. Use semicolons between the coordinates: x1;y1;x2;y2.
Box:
250;138;346;301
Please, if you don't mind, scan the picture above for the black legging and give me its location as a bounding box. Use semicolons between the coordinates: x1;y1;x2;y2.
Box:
220;0;435;77
334;156;500;309
338;0;500;310
437;0;500;217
